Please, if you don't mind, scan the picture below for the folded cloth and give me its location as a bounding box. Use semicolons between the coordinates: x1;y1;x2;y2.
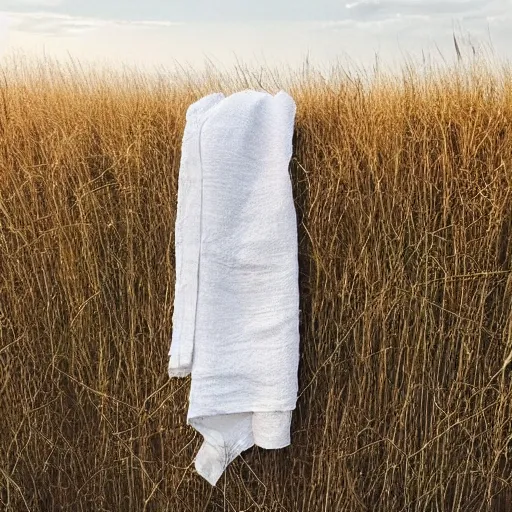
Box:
168;89;300;485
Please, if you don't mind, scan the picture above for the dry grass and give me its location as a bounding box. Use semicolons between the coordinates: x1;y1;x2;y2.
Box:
0;59;511;511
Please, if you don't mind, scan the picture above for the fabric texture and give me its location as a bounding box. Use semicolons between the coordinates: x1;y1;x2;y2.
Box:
168;89;300;485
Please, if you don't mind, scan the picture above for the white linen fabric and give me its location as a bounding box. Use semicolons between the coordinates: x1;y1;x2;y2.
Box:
168;89;300;485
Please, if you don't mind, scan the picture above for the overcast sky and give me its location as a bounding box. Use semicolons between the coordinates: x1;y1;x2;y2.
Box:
0;0;510;73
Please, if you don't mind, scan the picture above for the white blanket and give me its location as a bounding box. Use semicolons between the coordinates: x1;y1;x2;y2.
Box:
168;90;299;485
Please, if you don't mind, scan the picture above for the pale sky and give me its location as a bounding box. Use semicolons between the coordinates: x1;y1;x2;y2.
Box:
0;0;510;73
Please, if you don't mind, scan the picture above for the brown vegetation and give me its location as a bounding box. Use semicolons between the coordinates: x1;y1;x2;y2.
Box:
1;60;511;511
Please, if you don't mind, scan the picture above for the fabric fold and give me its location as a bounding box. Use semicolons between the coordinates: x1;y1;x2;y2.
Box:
168;93;225;377
168;89;299;485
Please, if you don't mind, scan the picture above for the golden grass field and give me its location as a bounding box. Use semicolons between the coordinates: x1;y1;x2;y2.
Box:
1;58;511;511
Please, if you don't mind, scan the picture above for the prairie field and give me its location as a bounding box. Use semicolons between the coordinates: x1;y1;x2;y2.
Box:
0;59;511;511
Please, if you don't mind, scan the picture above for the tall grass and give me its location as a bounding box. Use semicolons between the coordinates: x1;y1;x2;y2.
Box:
0;59;511;511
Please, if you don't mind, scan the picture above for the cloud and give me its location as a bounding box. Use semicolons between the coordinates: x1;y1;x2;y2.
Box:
344;0;505;22
3;0;63;6
114;20;183;28
4;12;106;35
0;5;510;74
2;11;183;37
318;12;429;29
